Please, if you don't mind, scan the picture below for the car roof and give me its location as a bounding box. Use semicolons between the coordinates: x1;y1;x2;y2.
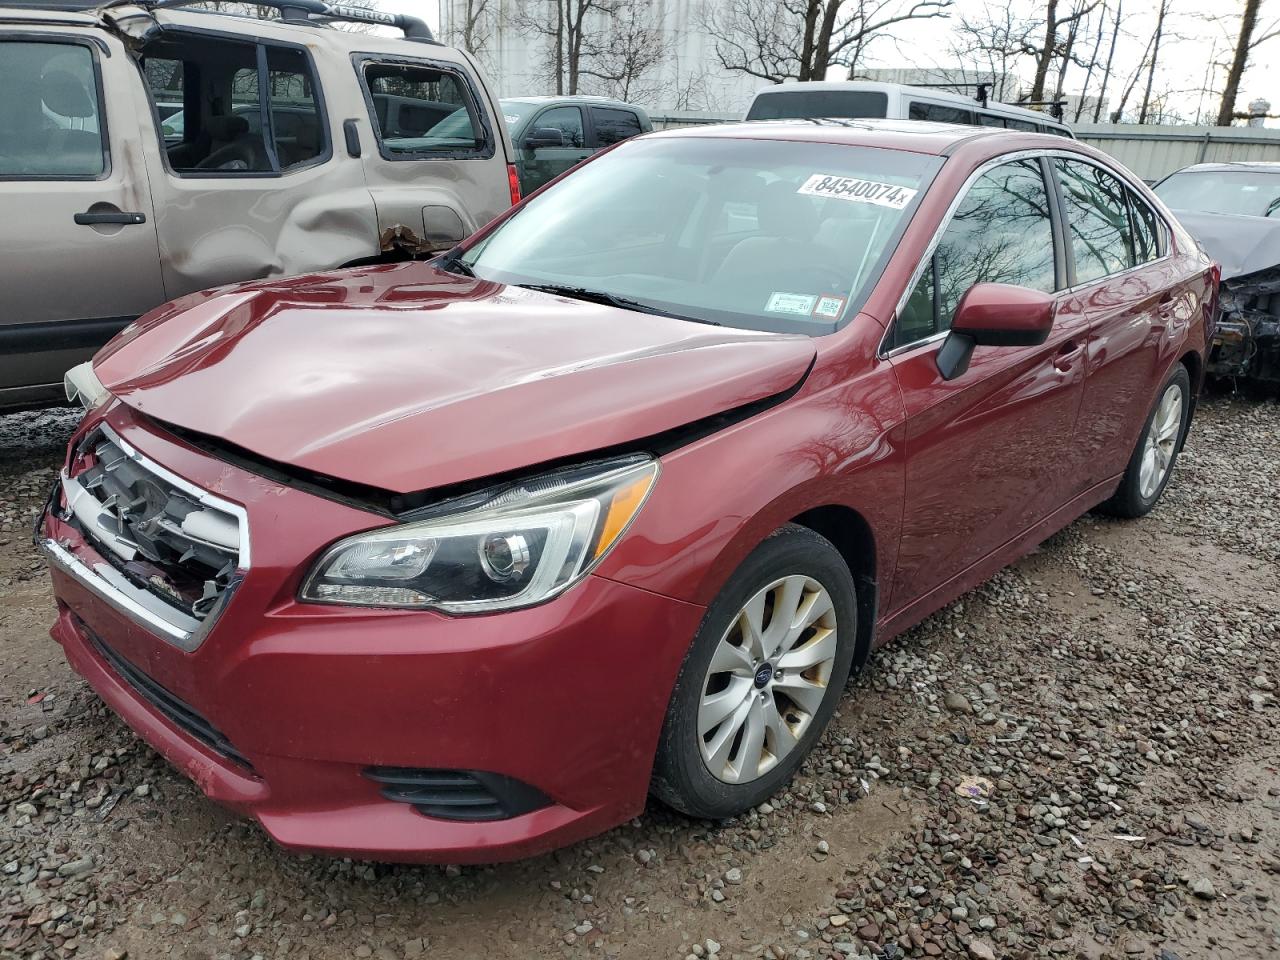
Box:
752;80;1070;128
502;96;645;110
647;118;1064;157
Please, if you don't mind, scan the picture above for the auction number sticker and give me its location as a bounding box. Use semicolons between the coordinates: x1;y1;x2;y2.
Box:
766;292;818;316
797;174;918;210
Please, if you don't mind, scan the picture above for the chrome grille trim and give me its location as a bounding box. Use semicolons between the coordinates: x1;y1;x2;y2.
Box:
43;422;250;651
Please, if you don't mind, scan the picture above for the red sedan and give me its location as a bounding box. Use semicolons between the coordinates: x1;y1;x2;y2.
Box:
43;120;1215;863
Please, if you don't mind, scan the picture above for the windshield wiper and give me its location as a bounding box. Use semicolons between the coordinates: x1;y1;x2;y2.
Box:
435;247;475;277
516;283;720;326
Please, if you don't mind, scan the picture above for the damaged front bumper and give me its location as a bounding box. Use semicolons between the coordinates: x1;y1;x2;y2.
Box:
1209;266;1280;383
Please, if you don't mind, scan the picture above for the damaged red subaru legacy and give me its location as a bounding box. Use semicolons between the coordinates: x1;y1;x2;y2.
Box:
42;121;1216;863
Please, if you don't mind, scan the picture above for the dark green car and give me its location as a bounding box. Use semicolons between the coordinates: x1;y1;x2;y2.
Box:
502;96;653;195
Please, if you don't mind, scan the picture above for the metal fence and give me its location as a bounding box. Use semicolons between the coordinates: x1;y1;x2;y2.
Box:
648;113;1280;182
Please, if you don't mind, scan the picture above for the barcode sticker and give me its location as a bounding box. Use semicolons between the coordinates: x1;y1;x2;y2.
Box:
797;174;918;210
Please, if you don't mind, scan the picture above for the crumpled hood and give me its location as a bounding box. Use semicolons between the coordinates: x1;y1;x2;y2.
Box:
1171;210;1280;280
95;263;815;494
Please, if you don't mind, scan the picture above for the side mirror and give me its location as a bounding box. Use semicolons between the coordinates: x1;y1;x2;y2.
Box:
524;127;566;149
936;282;1056;381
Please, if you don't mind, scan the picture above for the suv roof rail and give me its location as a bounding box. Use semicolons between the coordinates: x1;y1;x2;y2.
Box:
93;0;438;42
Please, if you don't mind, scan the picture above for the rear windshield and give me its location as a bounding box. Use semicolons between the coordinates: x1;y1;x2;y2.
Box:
362;61;489;159
460;136;940;334
1154;169;1280;218
747;90;888;122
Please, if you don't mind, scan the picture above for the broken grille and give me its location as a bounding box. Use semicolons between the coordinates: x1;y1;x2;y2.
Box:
59;425;247;643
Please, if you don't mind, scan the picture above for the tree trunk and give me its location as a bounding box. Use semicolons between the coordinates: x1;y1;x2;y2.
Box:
1029;0;1060;101
1093;0;1121;122
1218;0;1261;126
798;0;821;81
1137;0;1166;124
554;0;565;94
1053;3;1081;102
1075;3;1106;121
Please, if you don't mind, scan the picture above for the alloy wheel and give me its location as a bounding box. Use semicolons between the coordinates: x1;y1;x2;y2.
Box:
1138;383;1184;501
696;575;838;784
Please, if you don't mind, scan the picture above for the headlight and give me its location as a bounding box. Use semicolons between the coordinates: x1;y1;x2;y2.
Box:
300;456;659;612
63;362;111;412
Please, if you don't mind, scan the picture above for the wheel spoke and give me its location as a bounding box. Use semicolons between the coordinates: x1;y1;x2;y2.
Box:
739;591;767;661
708;637;755;677
773;673;827;715
763;696;799;759
702;695;752;774
698;676;752;736
777;627;837;673
730;696;767;782
761;576;806;659
779;586;833;654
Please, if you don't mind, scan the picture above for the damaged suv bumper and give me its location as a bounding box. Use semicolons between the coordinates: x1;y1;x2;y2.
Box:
1208;267;1280;383
40;404;703;863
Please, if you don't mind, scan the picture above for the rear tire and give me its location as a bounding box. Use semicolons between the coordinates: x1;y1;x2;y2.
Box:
1097;364;1190;519
650;524;857;819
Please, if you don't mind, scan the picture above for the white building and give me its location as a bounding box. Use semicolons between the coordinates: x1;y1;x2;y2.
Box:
438;0;761;112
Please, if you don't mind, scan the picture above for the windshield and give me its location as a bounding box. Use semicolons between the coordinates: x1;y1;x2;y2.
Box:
459;137;939;334
1155;169;1280;218
746;90;888;121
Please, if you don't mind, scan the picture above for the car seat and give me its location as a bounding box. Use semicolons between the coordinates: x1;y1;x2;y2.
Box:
195;114;268;171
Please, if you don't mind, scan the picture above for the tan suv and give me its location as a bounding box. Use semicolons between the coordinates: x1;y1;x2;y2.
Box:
0;0;518;412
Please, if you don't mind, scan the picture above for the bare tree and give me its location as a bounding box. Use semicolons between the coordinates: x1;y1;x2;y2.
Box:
701;0;952;85
1108;25;1154;121
947;2;1040;102
1091;0;1123;121
1136;0;1172;124
441;0;497;67
1217;0;1280;125
1072;2;1106;120
578;0;667;101
1027;0;1098;101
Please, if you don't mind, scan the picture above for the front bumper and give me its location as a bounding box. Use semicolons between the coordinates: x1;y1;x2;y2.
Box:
42;405;704;863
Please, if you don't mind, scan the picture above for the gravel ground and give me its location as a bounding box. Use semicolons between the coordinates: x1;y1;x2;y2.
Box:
2;393;1279;960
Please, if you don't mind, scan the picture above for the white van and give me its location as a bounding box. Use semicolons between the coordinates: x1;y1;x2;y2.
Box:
745;81;1075;138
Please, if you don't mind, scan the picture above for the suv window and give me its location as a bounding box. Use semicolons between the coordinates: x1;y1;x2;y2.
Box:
533;106;584;147
1055;158;1134;283
892;159;1057;349
141;34;325;175
0;40;105;178
590;106;642;146
908;101;975;125
361;60;487;159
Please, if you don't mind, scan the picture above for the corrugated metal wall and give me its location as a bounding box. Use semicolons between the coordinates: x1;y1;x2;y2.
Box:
647;115;1280;183
1072;125;1280;182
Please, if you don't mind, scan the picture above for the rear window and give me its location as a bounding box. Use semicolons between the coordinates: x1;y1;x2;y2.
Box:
590;106;643;146
361;60;490;159
746;90;888;121
0;40;104;178
1154;169;1280;218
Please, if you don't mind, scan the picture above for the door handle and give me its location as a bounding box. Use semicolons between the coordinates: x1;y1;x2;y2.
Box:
1053;339;1082;372
74;211;146;226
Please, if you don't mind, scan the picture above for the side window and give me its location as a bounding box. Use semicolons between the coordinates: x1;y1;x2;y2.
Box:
0;40;105;178
1055;158;1134;283
908;101;975;125
361;60;488;159
1005;117;1039;132
141;36;325;175
977;113;1005;128
532;106;584;147
1128;191;1163;263
590;107;642;146
891;159;1057;349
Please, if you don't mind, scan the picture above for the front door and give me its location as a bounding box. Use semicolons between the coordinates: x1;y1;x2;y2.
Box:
518;105;590;193
886;156;1089;613
0;30;163;406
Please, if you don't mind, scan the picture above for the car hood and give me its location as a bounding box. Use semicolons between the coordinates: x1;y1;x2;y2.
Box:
95;264;816;494
1170;210;1280;280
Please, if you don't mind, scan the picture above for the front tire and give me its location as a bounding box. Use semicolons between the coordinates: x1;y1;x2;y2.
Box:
651;525;858;819
1098;364;1191;519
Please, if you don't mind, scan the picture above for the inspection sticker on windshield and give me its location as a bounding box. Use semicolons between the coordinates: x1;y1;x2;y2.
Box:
797;174;918;209
812;295;846;319
766;292;818;316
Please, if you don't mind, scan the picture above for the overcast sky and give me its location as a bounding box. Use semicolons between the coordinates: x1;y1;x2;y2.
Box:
405;0;1275;124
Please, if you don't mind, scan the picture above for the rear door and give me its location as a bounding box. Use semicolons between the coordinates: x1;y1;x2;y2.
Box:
1052;157;1189;492
0;30;163;406
518;104;590;193
886;155;1090;612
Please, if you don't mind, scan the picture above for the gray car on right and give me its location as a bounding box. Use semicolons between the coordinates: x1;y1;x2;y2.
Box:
1153;161;1280;385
